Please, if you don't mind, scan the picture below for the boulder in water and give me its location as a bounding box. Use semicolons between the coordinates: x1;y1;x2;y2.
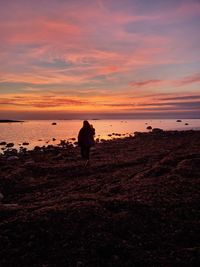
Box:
6;143;14;148
0;141;6;146
22;142;29;146
146;126;152;130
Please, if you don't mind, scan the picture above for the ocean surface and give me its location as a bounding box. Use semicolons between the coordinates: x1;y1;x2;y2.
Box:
0;119;200;151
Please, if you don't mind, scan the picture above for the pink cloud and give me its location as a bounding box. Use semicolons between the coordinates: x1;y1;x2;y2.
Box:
175;73;200;86
129;79;164;87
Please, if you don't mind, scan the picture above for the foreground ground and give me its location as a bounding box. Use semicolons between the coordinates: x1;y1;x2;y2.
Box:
0;130;200;267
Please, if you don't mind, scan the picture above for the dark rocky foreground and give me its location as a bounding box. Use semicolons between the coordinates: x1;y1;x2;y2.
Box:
0;130;200;267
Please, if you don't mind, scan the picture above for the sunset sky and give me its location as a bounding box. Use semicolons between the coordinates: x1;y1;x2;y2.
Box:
0;0;200;119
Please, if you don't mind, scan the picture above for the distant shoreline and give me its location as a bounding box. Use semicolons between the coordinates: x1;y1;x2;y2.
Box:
0;120;24;123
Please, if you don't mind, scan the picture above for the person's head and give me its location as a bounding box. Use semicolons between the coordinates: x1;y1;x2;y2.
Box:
83;120;90;128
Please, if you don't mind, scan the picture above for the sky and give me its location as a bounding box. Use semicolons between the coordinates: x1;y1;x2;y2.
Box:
0;0;200;119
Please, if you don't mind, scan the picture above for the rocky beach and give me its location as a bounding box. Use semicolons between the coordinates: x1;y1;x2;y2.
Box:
0;130;200;267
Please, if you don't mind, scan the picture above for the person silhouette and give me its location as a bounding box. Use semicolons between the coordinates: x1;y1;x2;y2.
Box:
78;120;95;167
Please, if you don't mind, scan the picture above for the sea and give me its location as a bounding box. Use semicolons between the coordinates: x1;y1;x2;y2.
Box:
0;119;200;151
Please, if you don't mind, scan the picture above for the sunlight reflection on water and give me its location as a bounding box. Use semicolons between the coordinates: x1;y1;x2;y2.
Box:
0;119;200;150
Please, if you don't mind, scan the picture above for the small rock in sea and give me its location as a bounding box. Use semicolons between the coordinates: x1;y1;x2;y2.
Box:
0;141;6;146
176;119;182;122
185;123;189;125
71;138;76;141
146;126;152;130
108;134;112;137
52;122;57;125
52;138;56;141
0;192;4;201
38;139;42;141
7;156;19;161
6;143;14;148
22;142;29;146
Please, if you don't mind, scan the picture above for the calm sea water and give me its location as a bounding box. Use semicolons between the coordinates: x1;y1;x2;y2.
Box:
0;119;200;150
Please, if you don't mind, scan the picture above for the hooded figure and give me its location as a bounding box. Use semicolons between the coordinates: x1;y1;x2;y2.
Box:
78;120;95;163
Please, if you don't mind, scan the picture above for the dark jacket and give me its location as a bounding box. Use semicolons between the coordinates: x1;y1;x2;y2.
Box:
78;126;95;147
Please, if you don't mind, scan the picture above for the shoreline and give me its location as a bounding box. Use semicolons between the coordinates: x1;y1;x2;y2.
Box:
0;120;24;123
0;129;200;266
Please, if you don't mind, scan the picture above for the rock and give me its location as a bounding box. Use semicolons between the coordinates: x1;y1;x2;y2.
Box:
22;142;29;146
134;131;143;137
0;141;6;146
152;128;164;133
176;158;200;176
185;123;189;125
176;120;182;122
52;138;56;141
0;203;20;210
34;146;41;151
7;156;19;161
53;153;63;160
76;261;84;267
52;122;57;125
0;192;4;201
4;148;18;156
71;138;76;141
19;147;27;153
6;143;14;148
146;126;152;130
24;160;35;167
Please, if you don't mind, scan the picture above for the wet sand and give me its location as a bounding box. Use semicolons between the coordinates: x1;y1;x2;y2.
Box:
0;130;200;267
